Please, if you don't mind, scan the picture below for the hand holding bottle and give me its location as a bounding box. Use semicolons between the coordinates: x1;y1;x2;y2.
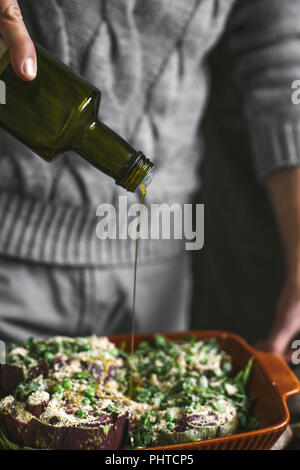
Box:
0;0;36;80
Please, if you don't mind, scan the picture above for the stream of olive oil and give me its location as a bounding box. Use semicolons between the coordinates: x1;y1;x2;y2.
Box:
129;184;146;398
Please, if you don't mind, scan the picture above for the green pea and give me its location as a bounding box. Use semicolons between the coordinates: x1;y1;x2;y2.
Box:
53;384;64;394
82;398;91;405
84;388;95;399
44;351;54;362
62;380;71;390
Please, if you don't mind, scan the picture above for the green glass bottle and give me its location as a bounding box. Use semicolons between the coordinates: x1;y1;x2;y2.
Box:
0;39;153;192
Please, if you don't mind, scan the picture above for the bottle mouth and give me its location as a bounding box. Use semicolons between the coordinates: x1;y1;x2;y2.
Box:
116;151;154;192
140;167;154;190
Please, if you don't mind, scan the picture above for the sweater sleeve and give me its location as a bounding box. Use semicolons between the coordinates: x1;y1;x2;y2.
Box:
228;0;300;182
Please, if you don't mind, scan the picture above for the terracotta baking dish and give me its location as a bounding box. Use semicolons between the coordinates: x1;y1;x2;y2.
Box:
110;329;300;450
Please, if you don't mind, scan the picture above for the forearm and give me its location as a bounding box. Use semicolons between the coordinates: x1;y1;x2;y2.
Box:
265;167;300;280
258;167;300;358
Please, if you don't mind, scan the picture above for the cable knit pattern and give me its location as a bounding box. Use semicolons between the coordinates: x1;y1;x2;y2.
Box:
0;0;300;265
228;0;300;181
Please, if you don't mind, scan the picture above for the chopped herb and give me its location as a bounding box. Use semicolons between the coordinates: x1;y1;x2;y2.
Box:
76;409;87;419
102;425;111;436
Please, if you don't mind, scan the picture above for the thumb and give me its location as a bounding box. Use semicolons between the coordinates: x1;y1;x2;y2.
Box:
268;328;291;357
0;1;36;81
267;308;299;357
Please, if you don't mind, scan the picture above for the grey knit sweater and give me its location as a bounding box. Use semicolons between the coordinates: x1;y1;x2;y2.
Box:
0;0;299;266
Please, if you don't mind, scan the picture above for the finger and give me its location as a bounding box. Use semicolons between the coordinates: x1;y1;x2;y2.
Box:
0;0;36;80
268;327;294;357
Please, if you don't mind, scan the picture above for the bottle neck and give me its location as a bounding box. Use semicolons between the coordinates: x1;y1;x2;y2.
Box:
74;120;153;192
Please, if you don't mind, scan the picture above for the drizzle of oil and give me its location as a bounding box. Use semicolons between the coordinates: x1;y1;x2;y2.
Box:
129;183;146;398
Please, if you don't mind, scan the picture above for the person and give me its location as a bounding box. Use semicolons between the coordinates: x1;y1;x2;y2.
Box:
0;0;299;361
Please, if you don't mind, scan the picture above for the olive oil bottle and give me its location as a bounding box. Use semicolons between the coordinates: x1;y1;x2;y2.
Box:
0;39;153;192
